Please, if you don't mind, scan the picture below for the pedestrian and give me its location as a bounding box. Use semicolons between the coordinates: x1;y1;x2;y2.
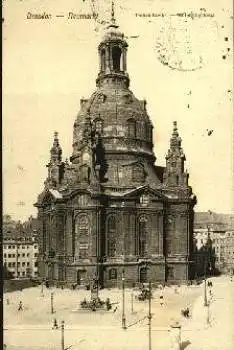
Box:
6;298;10;305
160;294;164;306
106;298;112;311
18;301;23;311
113;306;118;313
52;318;58;329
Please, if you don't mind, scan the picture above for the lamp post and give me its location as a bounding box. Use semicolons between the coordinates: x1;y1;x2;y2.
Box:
148;281;152;350
61;320;65;350
204;277;208;307
51;292;54;314
122;268;127;330
131;291;134;314
41;279;44;296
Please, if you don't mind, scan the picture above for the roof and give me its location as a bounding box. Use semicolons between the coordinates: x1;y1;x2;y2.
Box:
155;166;165;182
49;189;63;199
194;212;234;230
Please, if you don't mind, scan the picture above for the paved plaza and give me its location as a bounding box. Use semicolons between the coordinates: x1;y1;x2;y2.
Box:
3;276;234;349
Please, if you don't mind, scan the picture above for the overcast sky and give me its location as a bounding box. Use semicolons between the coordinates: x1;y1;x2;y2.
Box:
3;0;233;221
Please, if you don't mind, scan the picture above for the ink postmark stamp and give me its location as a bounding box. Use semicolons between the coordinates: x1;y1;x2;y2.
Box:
153;10;217;71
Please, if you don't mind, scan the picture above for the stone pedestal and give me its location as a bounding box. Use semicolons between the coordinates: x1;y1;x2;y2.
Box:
170;321;181;350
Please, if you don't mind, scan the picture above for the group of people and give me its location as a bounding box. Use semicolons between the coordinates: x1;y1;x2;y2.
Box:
181;307;190;318
80;296;112;311
207;280;213;288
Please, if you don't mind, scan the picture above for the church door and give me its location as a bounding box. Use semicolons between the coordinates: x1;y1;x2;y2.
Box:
139;267;147;283
77;270;86;285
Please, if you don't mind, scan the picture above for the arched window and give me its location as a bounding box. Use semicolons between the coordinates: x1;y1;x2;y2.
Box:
75;215;89;259
107;216;117;257
101;48;106;72
127;119;136;138
132;164;145;183
139;217;147;257
112;46;122;71
139;267;147;283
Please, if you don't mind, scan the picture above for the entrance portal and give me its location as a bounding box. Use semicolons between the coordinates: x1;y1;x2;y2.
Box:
76;270;86;285
139;267;147;283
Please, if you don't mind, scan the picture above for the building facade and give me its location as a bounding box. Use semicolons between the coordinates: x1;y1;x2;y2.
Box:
3;237;39;279
35;14;196;287
3;215;40;279
194;223;234;275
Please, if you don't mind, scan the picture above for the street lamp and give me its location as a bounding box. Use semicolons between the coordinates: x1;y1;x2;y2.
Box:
61;320;65;350
204;277;208;307
51;292;54;314
41;278;44;296
131;291;134;314
122;268;127;330
148;281;152;350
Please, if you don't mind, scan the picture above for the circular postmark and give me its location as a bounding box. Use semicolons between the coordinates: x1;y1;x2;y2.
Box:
155;14;217;71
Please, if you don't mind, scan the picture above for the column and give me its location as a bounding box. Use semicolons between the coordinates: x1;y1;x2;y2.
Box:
65;210;73;257
123;48;127;71
98;48;102;71
170;322;181;350
158;212;164;256
106;44;110;73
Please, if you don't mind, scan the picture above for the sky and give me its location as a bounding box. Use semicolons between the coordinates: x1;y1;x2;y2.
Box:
3;0;234;221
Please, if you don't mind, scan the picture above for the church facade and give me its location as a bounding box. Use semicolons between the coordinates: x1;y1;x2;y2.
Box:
35;15;196;287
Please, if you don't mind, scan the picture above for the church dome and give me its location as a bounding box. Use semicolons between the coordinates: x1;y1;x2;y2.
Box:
70;7;161;188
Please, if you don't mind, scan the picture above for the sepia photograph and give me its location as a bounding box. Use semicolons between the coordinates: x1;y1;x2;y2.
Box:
2;0;234;349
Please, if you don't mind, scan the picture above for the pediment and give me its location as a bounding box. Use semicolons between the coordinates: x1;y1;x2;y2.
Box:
36;188;63;205
122;185;167;201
